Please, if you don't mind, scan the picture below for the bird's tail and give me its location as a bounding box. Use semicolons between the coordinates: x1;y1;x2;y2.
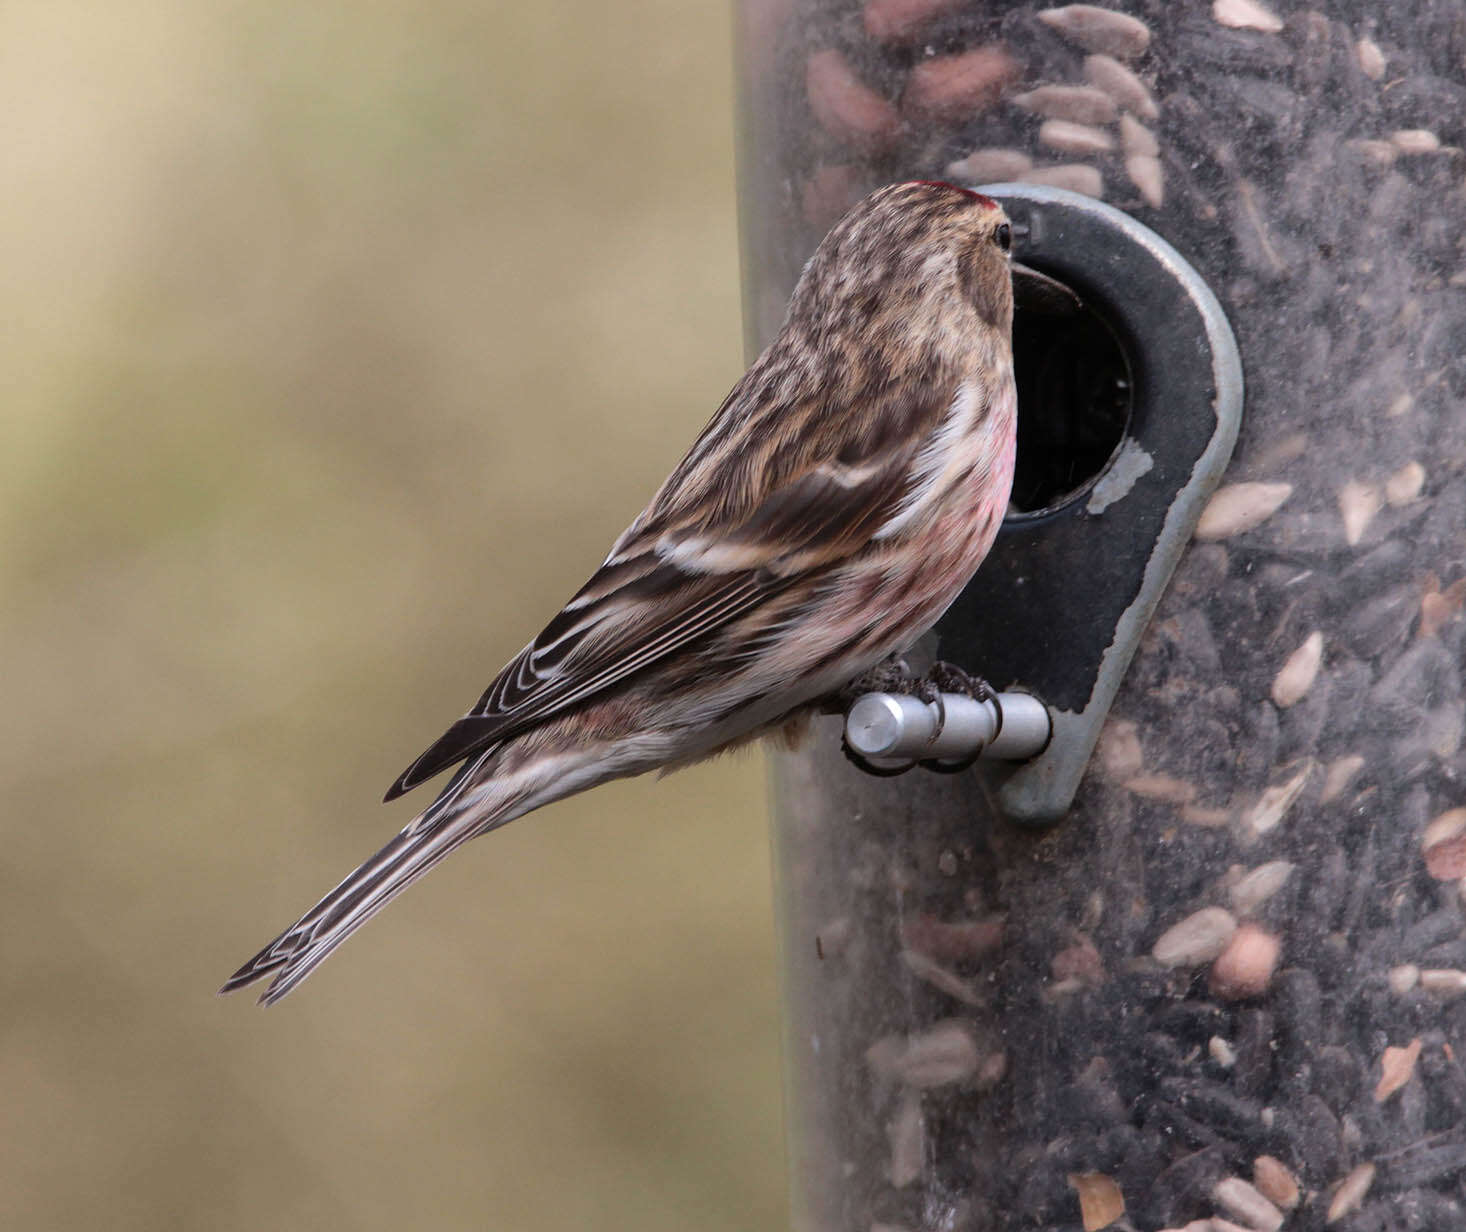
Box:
221;757;519;1006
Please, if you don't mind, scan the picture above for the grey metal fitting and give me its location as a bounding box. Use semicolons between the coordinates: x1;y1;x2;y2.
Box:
843;691;1051;769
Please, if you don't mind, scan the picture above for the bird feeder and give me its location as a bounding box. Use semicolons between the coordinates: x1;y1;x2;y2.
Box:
739;3;1466;1229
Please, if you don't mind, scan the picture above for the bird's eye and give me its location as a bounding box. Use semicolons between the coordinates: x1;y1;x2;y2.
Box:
994;223;1011;253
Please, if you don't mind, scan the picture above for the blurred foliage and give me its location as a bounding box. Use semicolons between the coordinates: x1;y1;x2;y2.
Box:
0;2;784;1229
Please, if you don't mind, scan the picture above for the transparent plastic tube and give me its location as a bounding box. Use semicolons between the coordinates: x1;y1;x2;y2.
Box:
739;3;1466;1228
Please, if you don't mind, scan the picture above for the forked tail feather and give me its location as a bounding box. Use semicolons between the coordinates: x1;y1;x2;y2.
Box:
221;757;510;1005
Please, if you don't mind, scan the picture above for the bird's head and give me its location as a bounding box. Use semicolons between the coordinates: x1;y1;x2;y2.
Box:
794;179;1014;344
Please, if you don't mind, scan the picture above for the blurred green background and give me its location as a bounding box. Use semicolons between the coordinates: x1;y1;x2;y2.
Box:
1;2;785;1228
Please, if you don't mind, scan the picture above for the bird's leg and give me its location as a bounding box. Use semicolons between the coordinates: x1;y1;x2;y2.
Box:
834;656;1009;777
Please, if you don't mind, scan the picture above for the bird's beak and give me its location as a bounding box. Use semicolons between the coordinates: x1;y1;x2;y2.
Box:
1011;261;1082;316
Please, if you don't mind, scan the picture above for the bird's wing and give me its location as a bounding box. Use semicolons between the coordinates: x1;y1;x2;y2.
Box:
385;354;972;801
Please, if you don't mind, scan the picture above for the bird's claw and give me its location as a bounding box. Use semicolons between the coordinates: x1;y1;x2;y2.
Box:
925;661;1003;743
915;677;946;735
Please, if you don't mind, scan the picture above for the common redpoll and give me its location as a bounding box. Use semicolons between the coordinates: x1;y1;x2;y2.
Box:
223;180;1017;1005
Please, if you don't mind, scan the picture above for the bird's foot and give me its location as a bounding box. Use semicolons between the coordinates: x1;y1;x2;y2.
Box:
833;657;1000;734
904;661;1003;774
925;661;1003;743
836;657;1003;777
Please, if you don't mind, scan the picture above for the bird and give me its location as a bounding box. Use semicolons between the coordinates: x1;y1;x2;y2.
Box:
222;179;1017;1005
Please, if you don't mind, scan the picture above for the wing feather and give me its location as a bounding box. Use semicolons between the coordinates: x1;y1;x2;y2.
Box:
385;345;978;800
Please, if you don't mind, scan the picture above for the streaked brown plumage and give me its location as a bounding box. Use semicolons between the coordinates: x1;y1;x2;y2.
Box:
223;180;1016;1005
